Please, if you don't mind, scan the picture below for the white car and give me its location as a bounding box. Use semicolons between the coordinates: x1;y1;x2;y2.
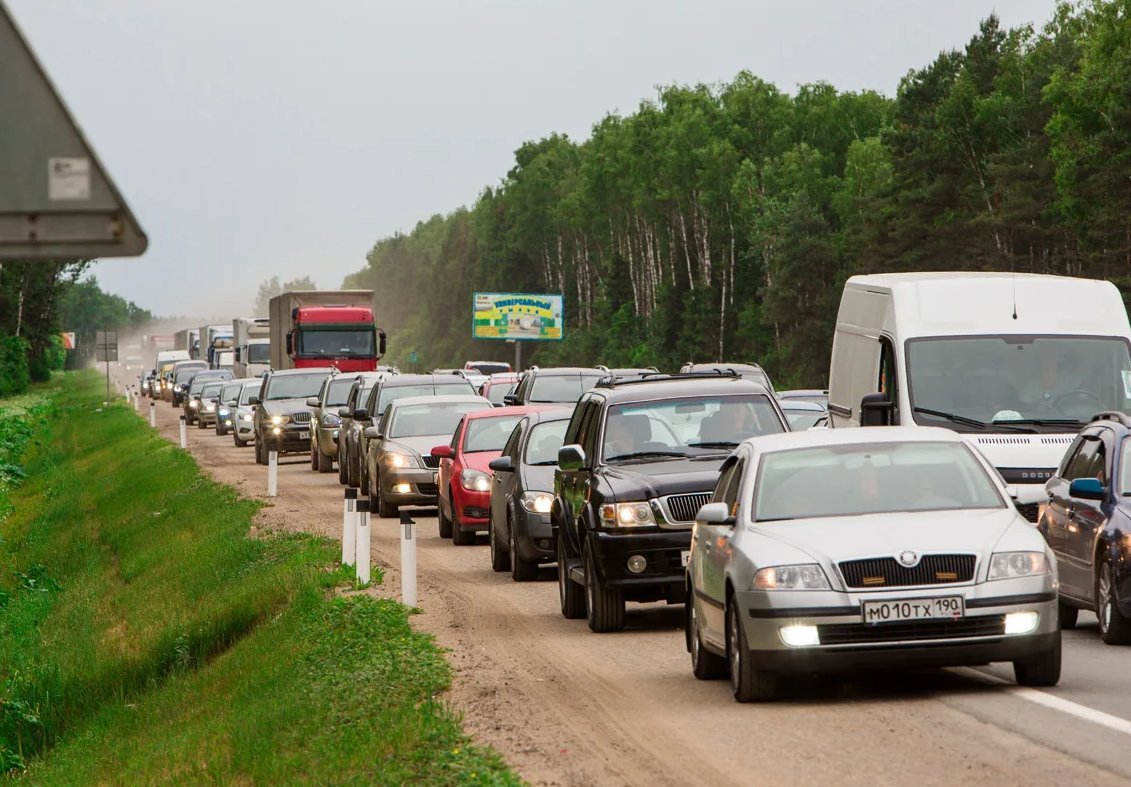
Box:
686;426;1060;702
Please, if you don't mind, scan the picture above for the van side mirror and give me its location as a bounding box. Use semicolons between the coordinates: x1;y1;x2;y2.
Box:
697;502;735;526
558;444;586;471
489;456;514;473
859;392;893;427
1069;477;1105;500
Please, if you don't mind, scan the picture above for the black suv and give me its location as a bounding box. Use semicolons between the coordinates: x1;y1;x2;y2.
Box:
504;366;606;406
552;373;789;632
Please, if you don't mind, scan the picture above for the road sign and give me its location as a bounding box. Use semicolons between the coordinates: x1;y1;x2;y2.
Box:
0;2;147;261
95;330;118;362
408;351;418;364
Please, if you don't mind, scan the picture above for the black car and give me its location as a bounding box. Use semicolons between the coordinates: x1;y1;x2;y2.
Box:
1038;411;1131;644
488;410;571;581
336;372;389;486
503;366;606;406
182;370;233;425
251;368;335;465
194;380;228;429
170;360;208;406
552;372;789;632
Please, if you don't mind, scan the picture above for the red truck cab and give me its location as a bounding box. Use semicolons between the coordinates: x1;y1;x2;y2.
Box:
285;305;386;373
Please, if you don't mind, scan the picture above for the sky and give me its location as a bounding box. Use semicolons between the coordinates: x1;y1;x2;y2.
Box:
8;0;1061;320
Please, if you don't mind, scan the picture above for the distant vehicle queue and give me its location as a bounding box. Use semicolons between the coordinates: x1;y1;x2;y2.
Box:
135;273;1131;702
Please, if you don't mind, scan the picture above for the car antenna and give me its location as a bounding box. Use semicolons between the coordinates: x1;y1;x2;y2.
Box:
1010;261;1018;320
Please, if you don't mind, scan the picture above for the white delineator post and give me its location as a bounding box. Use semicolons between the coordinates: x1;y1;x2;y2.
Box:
179;415;187;448
133;387;140;411
400;511;417;607
355;498;371;584
267;450;278;497
149;401;157;428
342;488;357;566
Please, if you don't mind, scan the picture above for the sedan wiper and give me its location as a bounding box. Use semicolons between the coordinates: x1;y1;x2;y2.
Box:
605;450;689;462
912;407;1035;433
687;441;739;448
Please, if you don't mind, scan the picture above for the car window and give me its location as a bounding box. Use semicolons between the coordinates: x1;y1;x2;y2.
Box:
1064;436;1104;483
502;418;526;459
523;420;568;465
376;383;456;414
711;462;739;505
529;373;603;403
753;441;1005;521
1057;435;1087;478
324;378;354;407
450;417;465;451
201;383;224;397
220;382;242;402
1120;439;1131;496
485;382;512;404
464;415;524;453
575;399;601;457
388;402;492;439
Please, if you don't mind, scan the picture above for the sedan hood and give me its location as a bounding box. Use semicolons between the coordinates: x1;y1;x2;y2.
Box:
388;434;451;457
604;458;725;500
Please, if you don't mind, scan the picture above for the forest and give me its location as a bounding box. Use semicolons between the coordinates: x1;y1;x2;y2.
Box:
344;2;1131;388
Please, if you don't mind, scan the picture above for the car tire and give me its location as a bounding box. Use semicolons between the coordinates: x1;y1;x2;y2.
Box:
688;590;726;680
310;444;319;471
489;518;510;571
197;418;207;430
1013;629;1062;686
347;448;359;489
359;458;369;499
1097;560;1131;645
558;534;585;619
376;478;397;519
438;500;453;539
510;517;538;582
317;447;333;473
584;540;624;633
255;438;267;465
337;441;349;484
727;598;775;702
1058;601;1079;630
452;505;474;546
234;432;247;447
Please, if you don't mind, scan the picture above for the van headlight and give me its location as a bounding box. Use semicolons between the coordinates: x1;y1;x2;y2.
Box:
520;491;554;514
599;502;655;528
753;564;831;590
988;552;1050;580
460;469;491;492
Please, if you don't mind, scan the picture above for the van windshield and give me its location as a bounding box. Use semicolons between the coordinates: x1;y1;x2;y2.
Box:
906;335;1131;429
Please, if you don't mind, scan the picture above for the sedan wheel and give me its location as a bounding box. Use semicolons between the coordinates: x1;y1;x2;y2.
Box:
688;593;726;680
489;518;510;571
1013;629;1062;686
1098;560;1131;645
510;516;538;582
1057;601;1079;630
727;600;775;702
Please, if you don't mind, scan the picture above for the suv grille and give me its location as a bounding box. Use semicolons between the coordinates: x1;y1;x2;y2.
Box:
1015;503;1039;524
818;616;1005;645
838;555;976;588
666;492;712;523
290;411;312;424
421;455;441;469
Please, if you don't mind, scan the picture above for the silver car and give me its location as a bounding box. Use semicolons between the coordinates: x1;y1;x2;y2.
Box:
228;379;262;448
686;426;1060;702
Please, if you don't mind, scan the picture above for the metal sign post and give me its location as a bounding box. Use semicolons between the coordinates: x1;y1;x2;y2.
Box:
95;329;117;405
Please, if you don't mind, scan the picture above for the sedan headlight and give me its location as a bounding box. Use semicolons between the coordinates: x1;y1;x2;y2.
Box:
988;551;1050;581
520;491;554;514
753;564;831;590
460;469;491;492
189;399;200;409
270;414;288;426
384;451;418;469
599;502;655;528
239;413;253;422
322;413;342;427
205;403;216;413
218;408;230;417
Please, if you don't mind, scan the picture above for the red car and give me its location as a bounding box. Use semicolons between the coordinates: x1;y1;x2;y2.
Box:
479;373;519;407
434;405;564;545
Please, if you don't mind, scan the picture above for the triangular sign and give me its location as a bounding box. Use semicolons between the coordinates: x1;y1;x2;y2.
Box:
0;1;147;261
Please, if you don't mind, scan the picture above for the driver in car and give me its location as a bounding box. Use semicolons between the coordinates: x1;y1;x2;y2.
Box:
1018;354;1080;414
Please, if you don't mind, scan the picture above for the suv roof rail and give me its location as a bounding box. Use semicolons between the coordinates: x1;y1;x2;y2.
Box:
594;370;740;389
1090;411;1131;428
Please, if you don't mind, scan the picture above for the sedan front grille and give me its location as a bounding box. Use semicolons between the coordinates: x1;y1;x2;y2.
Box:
818;615;1005;645
290;411;312;424
421;455;441;469
665;492;712;523
838;554;976;588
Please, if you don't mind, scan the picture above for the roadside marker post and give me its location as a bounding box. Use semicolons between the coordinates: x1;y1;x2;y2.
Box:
149;401;156;428
342;488;357;566
356;499;371;584
178;415;187;448
267;450;278;497
400;511;417;607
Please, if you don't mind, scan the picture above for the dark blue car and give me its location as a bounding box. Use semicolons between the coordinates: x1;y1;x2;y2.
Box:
1038;411;1131;644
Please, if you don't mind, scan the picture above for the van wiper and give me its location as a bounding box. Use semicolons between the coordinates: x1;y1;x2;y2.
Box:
912;407;1035;433
606;450;689;462
992;418;1084;428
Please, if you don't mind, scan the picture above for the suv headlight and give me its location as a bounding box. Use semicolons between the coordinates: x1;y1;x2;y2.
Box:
385;451;417;469
599;502;655;528
270;414;288;426
753;564;831;590
988;552;1050;581
460;469;491;492
322;413;341;427
520;491;553;514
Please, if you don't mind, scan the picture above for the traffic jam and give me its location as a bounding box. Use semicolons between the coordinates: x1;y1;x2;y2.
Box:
136;272;1131;703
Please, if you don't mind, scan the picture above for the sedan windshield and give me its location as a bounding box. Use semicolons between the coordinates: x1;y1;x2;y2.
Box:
389;402;491;438
907;335;1131;428
375;381;475;415
530;373;604;403
265;373;329;400
220;382;242;403
463;415;523;452
200;382;224;398
484;382;514;404
603;394;785;462
754;441;1005;522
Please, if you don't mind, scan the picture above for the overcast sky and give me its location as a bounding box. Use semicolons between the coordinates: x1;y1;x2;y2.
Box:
9;0;1060;320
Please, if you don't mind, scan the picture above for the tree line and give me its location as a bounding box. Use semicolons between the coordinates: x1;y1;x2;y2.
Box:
0;261;152;396
342;2;1131;388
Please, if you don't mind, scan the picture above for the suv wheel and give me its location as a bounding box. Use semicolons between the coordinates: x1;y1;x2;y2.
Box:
1058;601;1079;630
310;443;319;471
584;540;624;633
1013;629;1062;686
510;516;538;582
688;590;726;680
727;599;775;702
317;446;333;473
1097;560;1131;645
255;437;266;465
557;534;585;619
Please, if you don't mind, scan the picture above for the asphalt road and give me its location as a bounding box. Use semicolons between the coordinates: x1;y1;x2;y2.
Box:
119;372;1131;786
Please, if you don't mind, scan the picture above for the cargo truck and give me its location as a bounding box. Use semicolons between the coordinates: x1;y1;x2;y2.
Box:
173;328;200;359
233;316;271;378
268;291;385;372
199;323;234;369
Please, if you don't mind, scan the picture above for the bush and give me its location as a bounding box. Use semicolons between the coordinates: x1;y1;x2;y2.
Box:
0;335;29;397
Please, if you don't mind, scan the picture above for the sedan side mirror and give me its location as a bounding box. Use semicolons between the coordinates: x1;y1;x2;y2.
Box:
859;392;893;427
488;456;514;473
557;444;586;471
502;394;518;406
306;397;320;408
1069;477;1105;500
363;426;382;439
431;445;453;459
248;396;260;406
353;408;369;421
338;406;352;419
697;502;735;526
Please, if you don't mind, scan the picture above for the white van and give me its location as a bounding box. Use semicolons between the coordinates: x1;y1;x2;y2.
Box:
827;272;1131;518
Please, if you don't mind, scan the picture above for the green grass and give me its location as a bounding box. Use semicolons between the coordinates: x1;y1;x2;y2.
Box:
0;374;519;784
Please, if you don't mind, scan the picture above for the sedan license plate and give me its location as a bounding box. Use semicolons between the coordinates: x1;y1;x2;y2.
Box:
298;430;310;440
680;550;690;567
862;596;964;625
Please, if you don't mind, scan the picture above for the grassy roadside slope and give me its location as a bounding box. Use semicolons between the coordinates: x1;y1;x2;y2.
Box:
0;377;518;784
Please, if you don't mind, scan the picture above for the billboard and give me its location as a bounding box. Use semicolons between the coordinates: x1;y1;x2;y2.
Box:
472;292;563;341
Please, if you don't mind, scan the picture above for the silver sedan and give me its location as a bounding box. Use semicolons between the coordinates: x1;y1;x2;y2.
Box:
686;426;1060;702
